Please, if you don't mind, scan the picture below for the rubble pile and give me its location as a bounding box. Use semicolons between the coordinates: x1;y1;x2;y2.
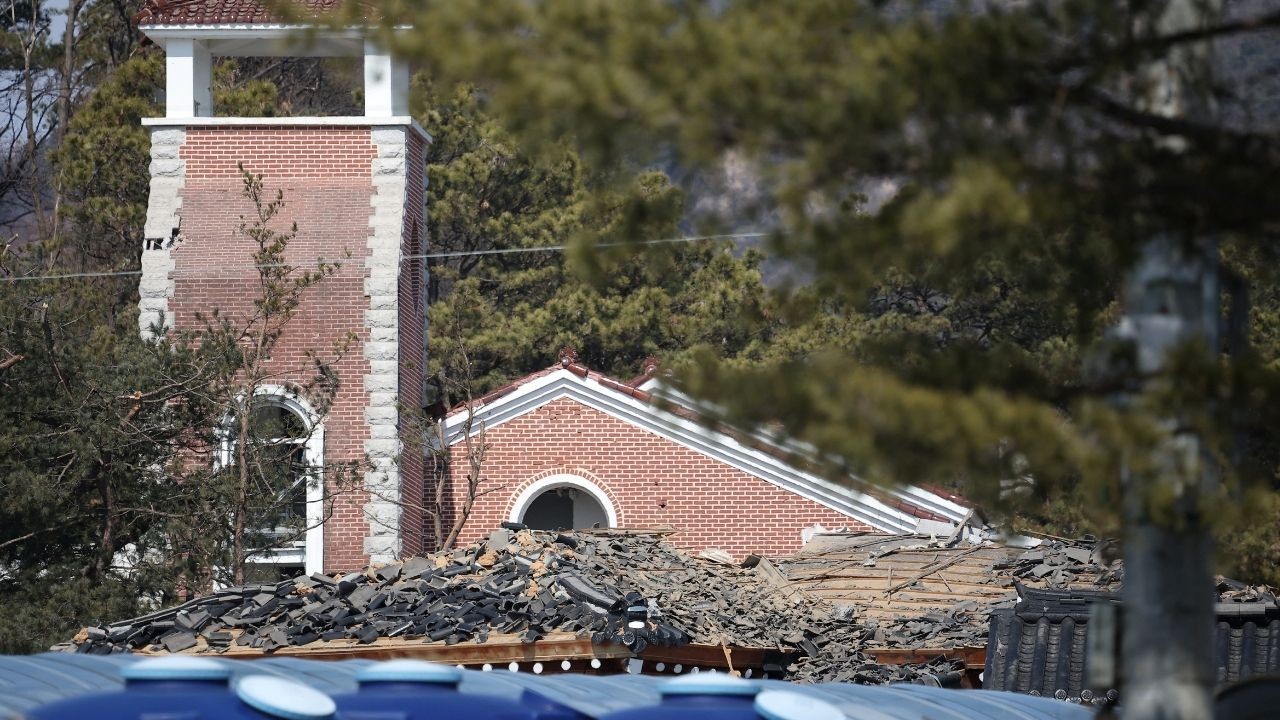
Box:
780;613;965;685
60;528;958;684
66;529;708;656
858;538;1122;649
1217;577;1278;607
862;601;987;648
998;539;1123;591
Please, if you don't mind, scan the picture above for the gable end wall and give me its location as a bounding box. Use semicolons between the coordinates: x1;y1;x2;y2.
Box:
444;397;869;559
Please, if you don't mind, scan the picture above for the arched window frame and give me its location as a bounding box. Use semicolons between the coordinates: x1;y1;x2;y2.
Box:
508;474;618;529
216;385;325;575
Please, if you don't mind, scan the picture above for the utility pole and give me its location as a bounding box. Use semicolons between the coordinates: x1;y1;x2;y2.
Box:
1116;241;1218;720
1115;1;1222;718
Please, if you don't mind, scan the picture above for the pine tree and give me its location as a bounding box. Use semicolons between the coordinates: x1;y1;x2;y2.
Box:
0;268;223;651
387;3;1280;714
420;80;771;393
388;0;1280;534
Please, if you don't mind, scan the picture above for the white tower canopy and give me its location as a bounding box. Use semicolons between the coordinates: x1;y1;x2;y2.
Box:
137;0;409;119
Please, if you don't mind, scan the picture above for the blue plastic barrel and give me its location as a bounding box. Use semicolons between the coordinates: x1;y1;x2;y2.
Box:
331;660;533;720
755;690;845;720
26;656;336;720
0;653;130;717
459;667;662;719
598;672;760;720
753;678;1094;720
511;688;592;720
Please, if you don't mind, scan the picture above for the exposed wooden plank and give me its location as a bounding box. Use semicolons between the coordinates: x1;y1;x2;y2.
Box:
784;559;1004;576
790;547;1013;562
142;632;630;663
639;644;772;670
753;557;791;588
887;547;1009;596
808;588;1018;603
805;579;1014;595
147;631;774;670
867;646;988;670
787;568;1011;583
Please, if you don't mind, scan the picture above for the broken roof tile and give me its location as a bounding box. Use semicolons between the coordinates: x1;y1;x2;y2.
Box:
61;528;961;685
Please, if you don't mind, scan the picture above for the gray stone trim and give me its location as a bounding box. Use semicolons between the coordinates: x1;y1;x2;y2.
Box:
139;127;186;340
362;126;409;562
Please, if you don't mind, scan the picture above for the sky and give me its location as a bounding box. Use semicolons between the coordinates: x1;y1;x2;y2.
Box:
50;0;68;37
34;0;69;37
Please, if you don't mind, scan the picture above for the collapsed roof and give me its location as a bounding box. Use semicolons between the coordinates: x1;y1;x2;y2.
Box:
60;529;963;685
771;531;1123;651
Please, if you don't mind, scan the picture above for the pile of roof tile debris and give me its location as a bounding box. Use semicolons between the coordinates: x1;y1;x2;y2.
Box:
999;538;1123;591
59;528;961;685
1217;576;1278;608
871;537;1122;647
859;601;987;649
777;613;964;685
774;531;1125;656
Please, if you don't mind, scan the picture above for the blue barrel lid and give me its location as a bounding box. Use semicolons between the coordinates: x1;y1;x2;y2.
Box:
755;690;844;720
234;675;336;719
121;657;230;682
659;672;758;697
356;659;462;685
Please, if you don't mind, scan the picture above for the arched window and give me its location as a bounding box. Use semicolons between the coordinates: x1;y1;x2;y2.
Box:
249;401;310;525
219;387;325;579
509;475;617;531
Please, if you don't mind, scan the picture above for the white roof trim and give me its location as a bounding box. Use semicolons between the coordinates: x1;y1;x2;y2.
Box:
140;116;431;142
139;24;412;35
441;369;931;533
643;379;972;525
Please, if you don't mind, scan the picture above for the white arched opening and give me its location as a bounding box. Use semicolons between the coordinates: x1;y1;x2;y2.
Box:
509;474;618;531
217;385;325;577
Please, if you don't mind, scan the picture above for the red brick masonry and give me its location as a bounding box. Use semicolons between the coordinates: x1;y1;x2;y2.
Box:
169;125;424;571
446;397;870;559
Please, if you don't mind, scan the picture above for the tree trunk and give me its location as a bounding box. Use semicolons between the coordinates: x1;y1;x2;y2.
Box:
1122;508;1215;719
83;461;116;582
233;399;251;585
20;1;46;239
1119;239;1219;720
429;420;448;549
1119;3;1223;713
52;0;84;246
441;412;486;551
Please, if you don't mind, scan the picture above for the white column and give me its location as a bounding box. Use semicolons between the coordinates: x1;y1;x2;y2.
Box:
364;39;410;117
165;38;212;118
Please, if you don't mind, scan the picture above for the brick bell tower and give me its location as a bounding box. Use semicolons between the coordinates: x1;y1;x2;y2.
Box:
136;1;428;571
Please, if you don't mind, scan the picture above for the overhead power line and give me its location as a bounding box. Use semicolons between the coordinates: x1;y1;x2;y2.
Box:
0;232;768;283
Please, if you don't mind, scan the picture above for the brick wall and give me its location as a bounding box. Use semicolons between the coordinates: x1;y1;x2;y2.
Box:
396;131;428;557
167;124;425;572
444;397;871;559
